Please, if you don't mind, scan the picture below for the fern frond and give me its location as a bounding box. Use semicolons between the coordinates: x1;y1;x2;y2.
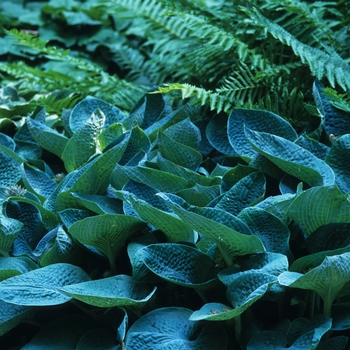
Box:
242;7;350;90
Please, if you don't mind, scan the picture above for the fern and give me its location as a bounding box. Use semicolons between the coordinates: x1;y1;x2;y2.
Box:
2;29;148;110
242;7;350;90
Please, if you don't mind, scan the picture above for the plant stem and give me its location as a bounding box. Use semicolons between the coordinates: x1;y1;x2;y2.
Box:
234;314;242;345
323;297;332;319
106;244;117;275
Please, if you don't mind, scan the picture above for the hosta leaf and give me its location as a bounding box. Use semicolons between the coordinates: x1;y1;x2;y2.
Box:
325;134;350;193
0;263;91;306
159;193;264;265
245;127;335;186
72;193;123;214
21;314;98;350
238;207;292;257
215;172;266;216
279;252;350;316
116;191;195;243
60;274;156;308
287;185;350;236
62;108;105;172
98;122;123;151
20;162;57;201
157;153;218;187
58;208;93;229
313;80;350;136
119;165;188;193
145;103;199;141
69;95;125;133
26;117;69;158
164;118;201;149
0;256;37;281
306;223;350;254
68;214;145;263
176;184;220;207
190;273;277;321
247;315;332;350
136;243;218;288
113;126;150;166
206;113;237;156
228;109;297;161
6;196;59;230
221;164;257;191
218;252;288;286
56;132;130;211
157;132;202;171
289;246;350;274
39;226;77;266
0;299;32;336
0;146;23;187
0;215;23;256
76;328;119;350
295;134;330;160
125;307;227;350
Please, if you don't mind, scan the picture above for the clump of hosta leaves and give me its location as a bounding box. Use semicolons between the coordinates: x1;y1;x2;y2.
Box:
0;80;350;350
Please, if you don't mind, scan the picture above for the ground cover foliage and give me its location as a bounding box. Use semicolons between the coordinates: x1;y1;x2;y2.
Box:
1;0;350;349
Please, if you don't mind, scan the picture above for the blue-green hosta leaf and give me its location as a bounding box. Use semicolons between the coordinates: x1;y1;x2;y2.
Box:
331;302;350;331
119;165;188;193
55;132;130;211
76;328;119;350
287;185;350;236
164;118;201;149
69;95;125;133
0;299;32;336
0;132;15;150
313;80;350;136
218;252;288;286
295;134;330;160
238;207;292;257
190;273;277;321
157;132;202;171
159;194;264;265
228;109;297;161
279;252;350;316
125;307;228;350
245;127;335;186
176;184;220;207
136;243;218;289
0;145;23;187
98;122;123;151
156;153;218;187
62;108;106;172
20;314;98;350
60;274;156;308
206;113;237;156
325;134;350;193
306;223;350;253
215;172;266;216
71;193;123;214
146;103;199;141
20;162;57;201
190;207;252;235
6;196;59;230
316;336;349;350
0;263;91;306
113;126;150;166
221;164;257;191
0;256;37;281
247;314;332;350
39;226;77;267
289;245;350;274
69;214;145;261
116;191;195;243
0;215;23;256
127;234;161;283
59;208;93;229
26;117;69;158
